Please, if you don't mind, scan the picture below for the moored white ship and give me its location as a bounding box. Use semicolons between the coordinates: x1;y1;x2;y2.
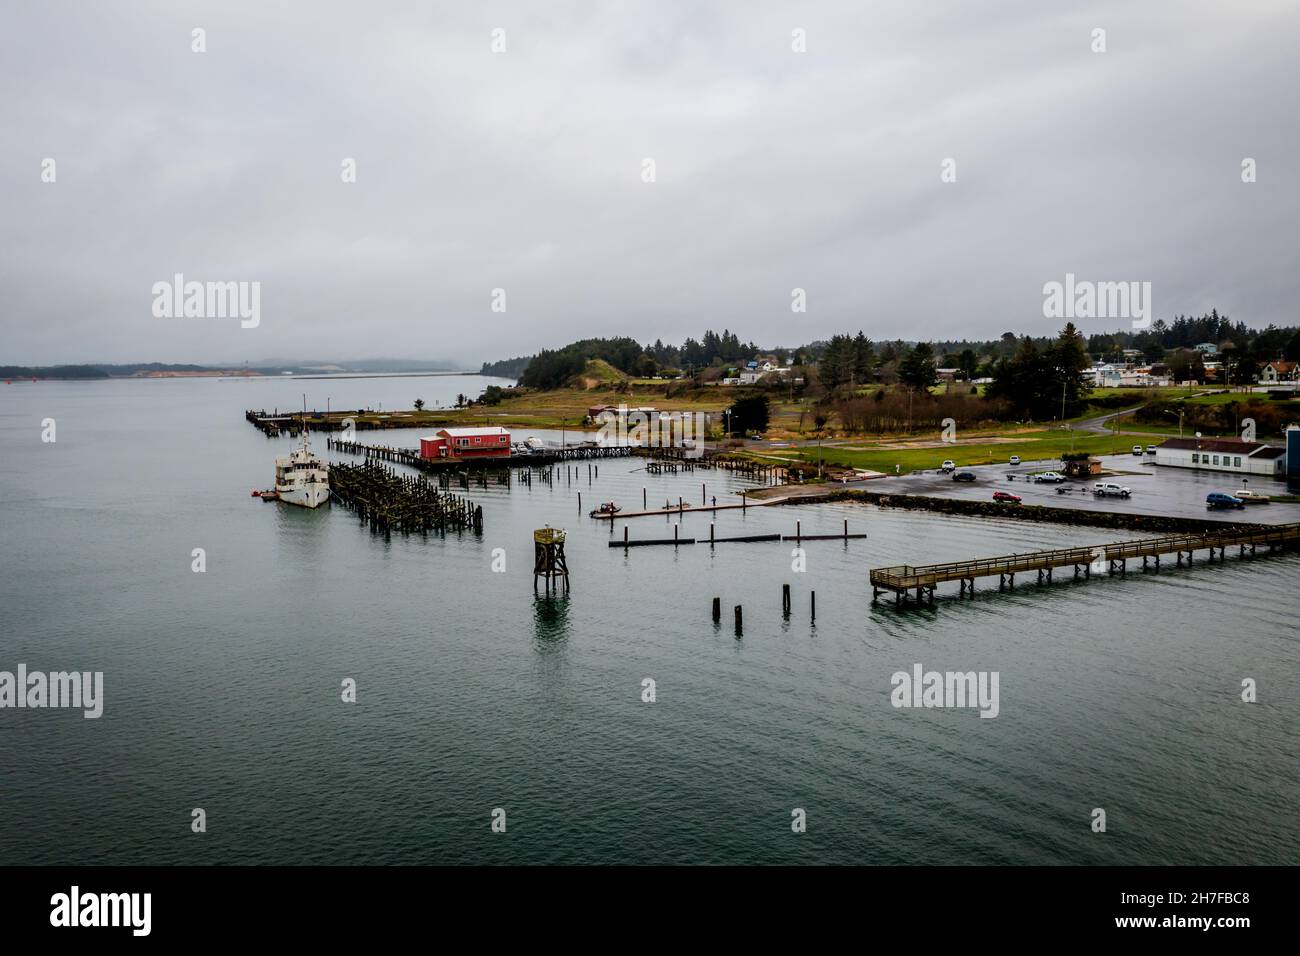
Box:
274;430;330;508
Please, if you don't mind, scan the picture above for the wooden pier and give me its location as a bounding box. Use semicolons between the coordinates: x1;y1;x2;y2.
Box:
326;437;633;471
638;448;788;484
870;522;1300;606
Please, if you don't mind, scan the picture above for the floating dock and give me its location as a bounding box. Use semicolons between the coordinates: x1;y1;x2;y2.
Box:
610;520;865;548
870;522;1300;606
592;496;791;520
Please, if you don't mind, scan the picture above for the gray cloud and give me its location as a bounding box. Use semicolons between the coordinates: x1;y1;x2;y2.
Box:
2;0;1297;365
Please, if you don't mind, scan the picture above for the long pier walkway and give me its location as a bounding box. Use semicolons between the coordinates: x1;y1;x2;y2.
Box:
326;438;633;470
870;522;1300;606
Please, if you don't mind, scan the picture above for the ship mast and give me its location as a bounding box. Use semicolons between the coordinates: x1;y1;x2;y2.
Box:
300;392;310;453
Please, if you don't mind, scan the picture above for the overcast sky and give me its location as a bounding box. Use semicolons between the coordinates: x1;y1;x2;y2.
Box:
2;0;1297;367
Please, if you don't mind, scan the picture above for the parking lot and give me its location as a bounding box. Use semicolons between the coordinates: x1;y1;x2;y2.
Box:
894;452;1299;525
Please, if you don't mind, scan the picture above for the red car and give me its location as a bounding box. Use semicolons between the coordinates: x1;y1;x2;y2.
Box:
992;490;1022;503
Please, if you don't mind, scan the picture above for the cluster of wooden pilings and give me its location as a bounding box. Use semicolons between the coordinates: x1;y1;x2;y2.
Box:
328;460;482;536
714;585;816;637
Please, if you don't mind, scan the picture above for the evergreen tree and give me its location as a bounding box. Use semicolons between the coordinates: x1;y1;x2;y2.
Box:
1045;322;1093;417
957;348;978;381
852;332;875;383
726;395;770;435
897;342;938;391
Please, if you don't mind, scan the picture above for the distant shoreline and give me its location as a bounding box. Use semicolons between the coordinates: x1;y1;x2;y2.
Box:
4;368;482;382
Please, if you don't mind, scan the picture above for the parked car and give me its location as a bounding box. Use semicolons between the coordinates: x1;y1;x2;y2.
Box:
1008;455;1021;465
1093;482;1132;498
1131;445;1144;456
940;460;955;472
952;471;977;482
1233;488;1271;503
1207;492;1245;510
1146;444;1158;455
1033;471;1067;483
992;490;1022;503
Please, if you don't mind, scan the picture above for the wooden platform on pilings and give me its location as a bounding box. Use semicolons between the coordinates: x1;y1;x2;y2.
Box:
870;522;1300;607
637;448;789;484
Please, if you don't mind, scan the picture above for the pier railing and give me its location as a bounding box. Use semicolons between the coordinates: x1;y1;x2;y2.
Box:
870;522;1300;592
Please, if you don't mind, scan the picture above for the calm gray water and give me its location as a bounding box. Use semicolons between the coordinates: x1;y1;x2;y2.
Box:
1;375;1296;865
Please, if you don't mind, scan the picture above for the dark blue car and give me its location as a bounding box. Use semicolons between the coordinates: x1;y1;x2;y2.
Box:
1206;492;1244;510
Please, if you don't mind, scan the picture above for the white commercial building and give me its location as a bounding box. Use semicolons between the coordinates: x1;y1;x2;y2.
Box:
1153;437;1287;477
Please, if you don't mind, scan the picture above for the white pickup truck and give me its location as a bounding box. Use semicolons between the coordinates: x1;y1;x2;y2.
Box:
1093;482;1131;498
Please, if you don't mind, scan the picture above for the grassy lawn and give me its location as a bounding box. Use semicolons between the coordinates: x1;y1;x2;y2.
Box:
422;384;729;431
753;429;1132;474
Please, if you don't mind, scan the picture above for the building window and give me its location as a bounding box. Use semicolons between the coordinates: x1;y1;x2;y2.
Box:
474;437;481;444
1192;453;1199;464
1234;457;1242;467
1212;455;1219;465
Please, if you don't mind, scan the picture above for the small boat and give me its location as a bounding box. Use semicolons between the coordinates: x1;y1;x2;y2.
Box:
589;502;621;517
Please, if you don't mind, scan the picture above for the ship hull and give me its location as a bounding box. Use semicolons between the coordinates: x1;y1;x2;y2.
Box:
276;484;330;508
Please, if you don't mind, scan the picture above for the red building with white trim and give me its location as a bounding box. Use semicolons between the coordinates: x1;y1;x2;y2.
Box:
419;427;511;459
